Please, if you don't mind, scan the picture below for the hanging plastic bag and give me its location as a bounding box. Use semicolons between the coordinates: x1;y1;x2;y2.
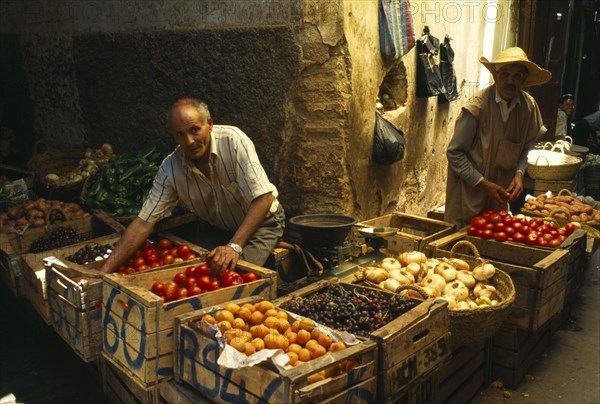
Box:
439;35;459;102
373;112;406;164
379;0;416;60
416;26;446;98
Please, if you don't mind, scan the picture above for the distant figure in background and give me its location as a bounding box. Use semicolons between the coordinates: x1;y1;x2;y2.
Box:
573;109;600;153
555;93;574;141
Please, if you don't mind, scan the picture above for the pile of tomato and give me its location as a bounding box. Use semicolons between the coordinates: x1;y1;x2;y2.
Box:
150;264;259;302
467;209;576;248
117;238;197;275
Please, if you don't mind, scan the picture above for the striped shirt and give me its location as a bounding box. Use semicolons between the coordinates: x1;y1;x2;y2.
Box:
138;125;279;231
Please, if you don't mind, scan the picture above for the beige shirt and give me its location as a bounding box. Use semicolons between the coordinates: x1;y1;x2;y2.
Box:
445;86;546;227
138;125;279;231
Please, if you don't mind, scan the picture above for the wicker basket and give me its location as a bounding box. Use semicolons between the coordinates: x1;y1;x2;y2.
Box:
444;241;516;349
526;143;583;181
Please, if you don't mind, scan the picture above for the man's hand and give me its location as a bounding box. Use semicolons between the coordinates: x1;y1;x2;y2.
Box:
207;245;240;277
479;179;510;205
506;172;524;203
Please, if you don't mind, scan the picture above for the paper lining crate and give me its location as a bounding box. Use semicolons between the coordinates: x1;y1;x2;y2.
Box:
355;212;454;253
0;211;122;299
174;294;378;403
273;279;451;403
427;232;571;331
102;260;278;389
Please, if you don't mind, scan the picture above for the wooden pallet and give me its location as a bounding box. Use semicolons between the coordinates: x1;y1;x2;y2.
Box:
428;232;572;331
102;259;278;387
273;279;451;402
355;212;455;253
174;295;379;403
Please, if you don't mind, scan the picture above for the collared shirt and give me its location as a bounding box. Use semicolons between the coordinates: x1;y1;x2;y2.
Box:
495;89;520;122
555;109;568;139
138;125;279;231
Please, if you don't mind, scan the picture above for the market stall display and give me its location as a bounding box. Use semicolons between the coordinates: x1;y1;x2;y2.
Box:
174;292;379;403
526;143;583;181
101;259;278;390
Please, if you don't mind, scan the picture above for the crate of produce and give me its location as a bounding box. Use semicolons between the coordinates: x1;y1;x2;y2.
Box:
101;353;164;404
275;279;450;403
102;260;278;388
0;208;122;299
355;212;454;253
174;294;378;403
427;232;571;331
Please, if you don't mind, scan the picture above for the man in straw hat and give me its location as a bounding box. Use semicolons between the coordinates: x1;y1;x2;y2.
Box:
444;47;551;227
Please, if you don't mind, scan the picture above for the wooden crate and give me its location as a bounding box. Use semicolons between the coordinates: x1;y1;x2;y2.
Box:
561;229;589;303
20;270;51;324
102;261;278;387
44;256;104;362
174;295;378;403
273;279;451;403
0;212;122;298
101;353;162;404
355;212;455;253
427;232;571;331
491;314;559;389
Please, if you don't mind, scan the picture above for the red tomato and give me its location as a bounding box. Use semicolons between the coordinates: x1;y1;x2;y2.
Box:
513;222;523;232
537;239;549;247
188;286;203;296
542;233;554;242
558;228;567;236
482;229;494;239
471;216;488;229
125;267;136;275
488;213;502;224
564;223;575;235
242;273;259;283
151;281;165;296
134;249;143;259
502;214;514;224
498;210;509;217
185;266;197;278
494;232;507;242
197;275;212;290
173;272;186;285
164;281;179;302
525;233;538;245
221;270;244;287
177;288;188;300
549;238;562;247
521;225;530;235
136;264;150;272
163;254;174;265
467;226;478;235
133;257;145;268
173;257;184;264
505;226;515;236
185;277;197;289
493;222;506;232
170;247;179;257
558;235;567;244
475;228;485;238
207;278;221;291
157;238;173;251
185;253;197;260
196;264;209;277
143;248;159;264
513;232;526;243
149;261;161;268
176;244;191;258
143;240;153;251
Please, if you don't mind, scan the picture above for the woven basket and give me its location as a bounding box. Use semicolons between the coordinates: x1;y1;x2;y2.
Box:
444;240;516;349
526;144;583;181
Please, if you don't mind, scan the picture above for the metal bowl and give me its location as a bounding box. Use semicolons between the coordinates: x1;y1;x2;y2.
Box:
289;214;357;248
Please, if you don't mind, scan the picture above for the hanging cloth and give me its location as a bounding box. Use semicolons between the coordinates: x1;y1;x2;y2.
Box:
379;0;416;60
415;26;446;98
439;35;459;102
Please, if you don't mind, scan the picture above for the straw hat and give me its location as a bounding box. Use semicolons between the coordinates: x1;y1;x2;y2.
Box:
480;47;551;87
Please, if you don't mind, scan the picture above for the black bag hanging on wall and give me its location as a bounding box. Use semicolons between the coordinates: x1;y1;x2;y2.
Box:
373;112;406;164
416;26;446;98
439;35;459;102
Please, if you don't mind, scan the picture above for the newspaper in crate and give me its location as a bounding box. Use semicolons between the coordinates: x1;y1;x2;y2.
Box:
196;312;359;371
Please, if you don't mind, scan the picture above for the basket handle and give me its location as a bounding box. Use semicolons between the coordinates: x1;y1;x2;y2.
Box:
564;135;574;145
549;207;572;222
534;155;551;166
450;240;481;259
558;188;573;197
542;141;554;150
394;284;429;300
45;207;67;224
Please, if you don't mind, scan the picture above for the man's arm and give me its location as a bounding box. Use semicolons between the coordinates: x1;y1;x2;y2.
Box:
208;192;274;276
99;217;155;274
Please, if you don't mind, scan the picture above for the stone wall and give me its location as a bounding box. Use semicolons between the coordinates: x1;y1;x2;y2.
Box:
0;0;518;222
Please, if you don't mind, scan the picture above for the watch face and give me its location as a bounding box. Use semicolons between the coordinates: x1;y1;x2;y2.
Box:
229;243;242;254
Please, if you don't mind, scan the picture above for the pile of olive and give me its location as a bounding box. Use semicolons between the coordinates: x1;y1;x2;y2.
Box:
30;227;88;253
67;243;114;265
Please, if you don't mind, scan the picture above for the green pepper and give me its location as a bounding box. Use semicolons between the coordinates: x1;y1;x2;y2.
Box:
110;184;128;197
120;163;143;181
96;189;109;202
82;197;107;210
87;181;102;198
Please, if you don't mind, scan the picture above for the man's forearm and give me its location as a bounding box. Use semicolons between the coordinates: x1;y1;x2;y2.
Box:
100;217;154;274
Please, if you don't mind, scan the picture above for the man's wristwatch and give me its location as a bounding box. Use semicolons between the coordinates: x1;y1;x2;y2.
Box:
227;242;242;254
